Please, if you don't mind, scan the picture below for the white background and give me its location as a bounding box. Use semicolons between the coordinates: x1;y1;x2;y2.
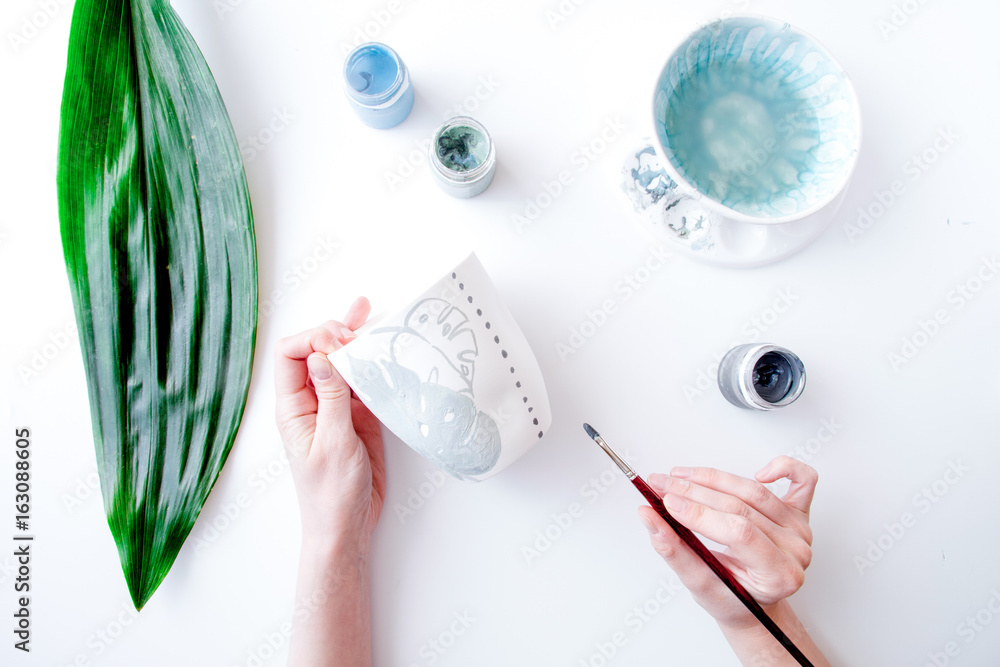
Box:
2;0;1000;665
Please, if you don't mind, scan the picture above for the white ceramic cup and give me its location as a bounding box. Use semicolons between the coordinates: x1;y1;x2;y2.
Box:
329;253;552;482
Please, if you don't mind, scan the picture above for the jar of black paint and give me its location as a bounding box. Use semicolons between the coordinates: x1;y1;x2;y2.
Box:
717;344;806;410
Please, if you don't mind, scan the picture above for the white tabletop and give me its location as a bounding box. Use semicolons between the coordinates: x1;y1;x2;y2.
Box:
4;0;1000;664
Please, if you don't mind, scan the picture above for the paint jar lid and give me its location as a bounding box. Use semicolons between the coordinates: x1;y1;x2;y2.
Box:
428;116;497;198
343;42;414;129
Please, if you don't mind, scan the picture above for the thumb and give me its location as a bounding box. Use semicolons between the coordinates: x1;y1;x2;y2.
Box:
307;352;356;440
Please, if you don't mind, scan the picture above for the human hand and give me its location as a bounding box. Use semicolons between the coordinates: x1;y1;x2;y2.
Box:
274;297;386;550
640;456;818;632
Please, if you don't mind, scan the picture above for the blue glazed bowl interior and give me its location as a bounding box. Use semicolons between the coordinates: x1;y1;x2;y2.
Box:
653;17;860;220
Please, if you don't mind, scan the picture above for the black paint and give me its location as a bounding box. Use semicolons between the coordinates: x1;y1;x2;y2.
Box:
752;352;793;403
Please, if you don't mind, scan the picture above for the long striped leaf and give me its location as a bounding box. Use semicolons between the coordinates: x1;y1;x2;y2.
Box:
57;0;257;609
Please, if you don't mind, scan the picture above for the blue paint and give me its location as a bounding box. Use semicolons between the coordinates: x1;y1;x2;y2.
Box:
346;46;398;97
343;43;413;128
654;18;859;218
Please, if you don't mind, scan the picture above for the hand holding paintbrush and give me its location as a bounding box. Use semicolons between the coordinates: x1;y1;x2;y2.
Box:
584;425;830;667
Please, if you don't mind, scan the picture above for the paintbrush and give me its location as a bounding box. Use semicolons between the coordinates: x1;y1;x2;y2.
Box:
583;423;815;667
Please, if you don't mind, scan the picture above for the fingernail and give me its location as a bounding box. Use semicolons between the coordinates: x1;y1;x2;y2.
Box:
664;494;687;513
340;327;357;341
639;513;660;536
671;466;692;479
307;354;332;381
648;473;669;491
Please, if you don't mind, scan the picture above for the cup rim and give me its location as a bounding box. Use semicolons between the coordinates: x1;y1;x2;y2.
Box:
650;14;863;226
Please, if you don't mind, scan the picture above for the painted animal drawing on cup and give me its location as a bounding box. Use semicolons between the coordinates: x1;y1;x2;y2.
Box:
345;297;502;480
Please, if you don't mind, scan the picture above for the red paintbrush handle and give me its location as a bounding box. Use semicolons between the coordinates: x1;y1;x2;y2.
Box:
632;475;815;667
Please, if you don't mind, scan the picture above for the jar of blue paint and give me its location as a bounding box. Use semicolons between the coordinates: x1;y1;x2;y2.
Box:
343;42;414;128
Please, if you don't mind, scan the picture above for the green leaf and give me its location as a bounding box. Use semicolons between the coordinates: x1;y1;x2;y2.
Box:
57;0;257;610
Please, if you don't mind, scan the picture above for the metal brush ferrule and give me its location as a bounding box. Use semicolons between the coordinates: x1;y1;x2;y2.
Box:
593;435;637;479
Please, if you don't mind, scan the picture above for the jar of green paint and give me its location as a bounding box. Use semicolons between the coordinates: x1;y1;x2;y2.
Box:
428;116;496;198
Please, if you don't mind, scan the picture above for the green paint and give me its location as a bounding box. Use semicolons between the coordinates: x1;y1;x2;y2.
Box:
436;126;489;172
